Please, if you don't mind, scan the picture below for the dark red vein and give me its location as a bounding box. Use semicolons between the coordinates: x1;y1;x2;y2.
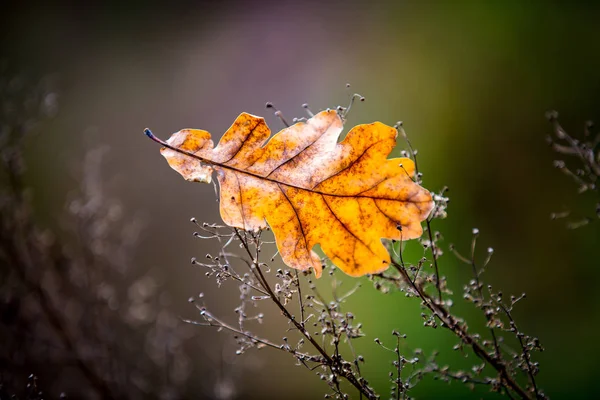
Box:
148;129;430;203
277;183;312;265
321;195;377;259
372;199;401;225
265;118;336;178
234;172;247;230
311;139;387;190
221;118;263;164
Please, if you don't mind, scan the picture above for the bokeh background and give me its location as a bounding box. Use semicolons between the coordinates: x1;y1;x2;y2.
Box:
1;0;599;398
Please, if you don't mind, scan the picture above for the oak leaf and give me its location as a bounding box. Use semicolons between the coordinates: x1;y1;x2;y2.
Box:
146;110;434;278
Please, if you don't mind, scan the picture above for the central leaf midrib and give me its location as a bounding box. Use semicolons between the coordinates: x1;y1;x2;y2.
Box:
162;138;429;203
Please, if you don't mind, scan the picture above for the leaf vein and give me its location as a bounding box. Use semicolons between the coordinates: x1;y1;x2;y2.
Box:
312;139;387;189
221;118;262;165
321;195;376;260
277;183;312;266
265;119;336;178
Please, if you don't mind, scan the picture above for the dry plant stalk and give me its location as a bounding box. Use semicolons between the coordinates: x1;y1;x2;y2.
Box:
0;71;193;399
546;111;599;228
152;95;546;399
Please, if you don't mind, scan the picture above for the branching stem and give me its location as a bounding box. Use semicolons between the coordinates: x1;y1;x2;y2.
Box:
233;229;377;399
391;260;532;400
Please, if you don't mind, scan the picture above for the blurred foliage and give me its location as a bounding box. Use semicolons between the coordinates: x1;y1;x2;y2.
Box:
1;0;599;399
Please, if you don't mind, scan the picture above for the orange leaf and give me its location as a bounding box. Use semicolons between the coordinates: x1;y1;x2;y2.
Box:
146;110;434;278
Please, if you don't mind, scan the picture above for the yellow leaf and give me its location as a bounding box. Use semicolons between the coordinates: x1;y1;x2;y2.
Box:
146;110;434;278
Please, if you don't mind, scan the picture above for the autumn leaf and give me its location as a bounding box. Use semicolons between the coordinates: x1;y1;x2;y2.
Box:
145;110;434;278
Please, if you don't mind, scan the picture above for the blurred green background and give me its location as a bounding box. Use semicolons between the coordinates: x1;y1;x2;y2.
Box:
2;0;599;398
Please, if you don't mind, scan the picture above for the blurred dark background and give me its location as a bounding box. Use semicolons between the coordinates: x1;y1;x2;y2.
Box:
1;0;599;399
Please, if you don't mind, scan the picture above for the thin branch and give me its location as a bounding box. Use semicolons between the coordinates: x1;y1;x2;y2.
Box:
390;259;532;400
232;229;377;399
295;270;306;328
496;302;540;398
425;218;443;302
